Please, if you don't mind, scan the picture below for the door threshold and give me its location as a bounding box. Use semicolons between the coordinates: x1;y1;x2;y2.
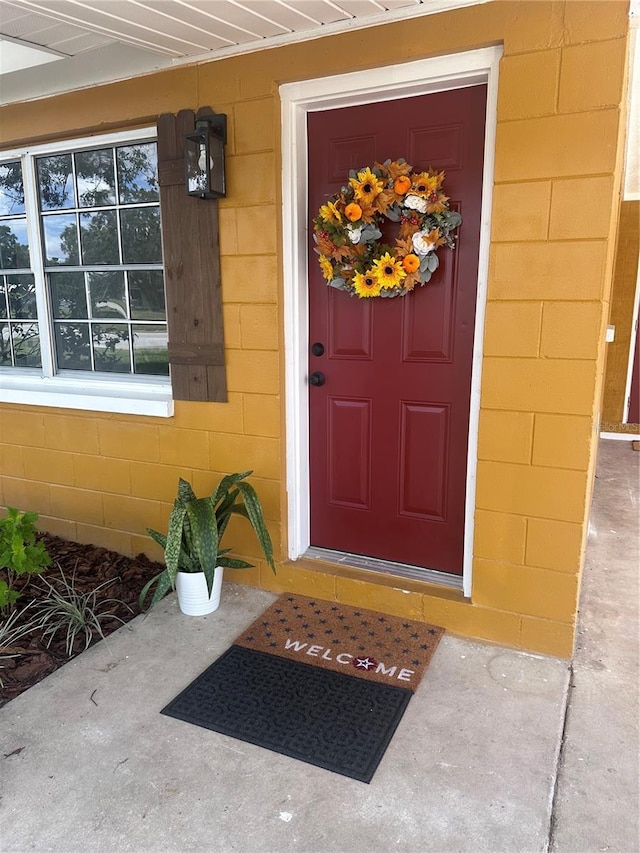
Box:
304;547;464;591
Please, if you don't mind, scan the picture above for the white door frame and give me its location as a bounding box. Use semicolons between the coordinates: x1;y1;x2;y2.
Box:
280;46;502;598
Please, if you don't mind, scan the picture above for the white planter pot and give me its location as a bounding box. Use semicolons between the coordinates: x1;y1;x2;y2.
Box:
175;567;224;616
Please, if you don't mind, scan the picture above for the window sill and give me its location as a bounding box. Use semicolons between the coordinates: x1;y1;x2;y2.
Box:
0;373;173;418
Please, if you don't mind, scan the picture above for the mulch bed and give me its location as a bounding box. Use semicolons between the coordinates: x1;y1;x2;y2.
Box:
0;533;163;708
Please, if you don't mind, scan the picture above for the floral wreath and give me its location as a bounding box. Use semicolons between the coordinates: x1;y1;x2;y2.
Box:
313;159;461;298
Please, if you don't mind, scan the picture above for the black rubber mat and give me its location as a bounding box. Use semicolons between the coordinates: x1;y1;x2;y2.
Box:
161;645;413;783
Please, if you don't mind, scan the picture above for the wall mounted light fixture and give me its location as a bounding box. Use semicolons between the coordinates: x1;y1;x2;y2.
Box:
184;113;227;199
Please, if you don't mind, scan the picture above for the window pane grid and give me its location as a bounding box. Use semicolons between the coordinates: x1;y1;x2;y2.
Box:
33;140;166;377
0;161;39;368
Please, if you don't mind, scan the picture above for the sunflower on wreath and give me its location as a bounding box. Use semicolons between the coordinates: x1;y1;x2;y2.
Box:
313;159;462;298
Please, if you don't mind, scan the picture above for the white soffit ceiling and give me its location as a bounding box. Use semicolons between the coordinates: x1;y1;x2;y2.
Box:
0;0;486;103
0;33;64;73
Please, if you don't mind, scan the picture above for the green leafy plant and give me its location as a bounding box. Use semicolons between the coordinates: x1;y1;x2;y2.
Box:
140;471;276;611
0;507;51;612
32;569;131;658
0;602;37;686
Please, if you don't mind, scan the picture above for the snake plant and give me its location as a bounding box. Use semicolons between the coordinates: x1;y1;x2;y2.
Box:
139;471;275;611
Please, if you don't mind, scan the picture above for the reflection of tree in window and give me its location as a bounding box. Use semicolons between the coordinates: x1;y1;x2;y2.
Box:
50;272;87;319
76;149;116;208
0;162;26;215
129;270;165;320
92;324;130;372
37;154;75;211
7;275;37;319
12;323;41;366
79;210;119;265
0;224;30;269
89;271;126;318
0;316;41;367
54;323;91;370
117;144;159;203
2;139;168;377
121;208;161;263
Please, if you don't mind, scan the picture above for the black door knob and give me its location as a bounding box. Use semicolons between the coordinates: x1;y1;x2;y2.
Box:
311;342;325;356
309;371;326;387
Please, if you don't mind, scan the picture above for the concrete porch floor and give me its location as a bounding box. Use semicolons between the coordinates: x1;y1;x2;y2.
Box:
1;439;638;853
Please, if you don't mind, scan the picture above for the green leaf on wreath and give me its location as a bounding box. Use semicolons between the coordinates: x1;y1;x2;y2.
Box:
427;253;440;272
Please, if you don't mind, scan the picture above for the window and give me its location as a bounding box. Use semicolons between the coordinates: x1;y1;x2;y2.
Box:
0;128;172;416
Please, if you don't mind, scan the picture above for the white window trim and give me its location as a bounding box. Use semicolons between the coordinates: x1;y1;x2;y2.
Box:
0;125;173;417
280;46;502;599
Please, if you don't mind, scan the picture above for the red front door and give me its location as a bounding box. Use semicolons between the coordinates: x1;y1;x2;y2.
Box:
307;86;486;576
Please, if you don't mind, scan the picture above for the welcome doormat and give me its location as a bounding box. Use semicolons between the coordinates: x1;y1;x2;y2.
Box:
234;594;443;690
161;595;443;783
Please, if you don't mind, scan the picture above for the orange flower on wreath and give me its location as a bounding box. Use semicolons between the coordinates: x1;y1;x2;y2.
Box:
345;202;362;222
393;176;411;195
402;253;420;274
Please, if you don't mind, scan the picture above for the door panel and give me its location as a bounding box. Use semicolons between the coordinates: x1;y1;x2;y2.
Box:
308;86;486;575
328;397;372;509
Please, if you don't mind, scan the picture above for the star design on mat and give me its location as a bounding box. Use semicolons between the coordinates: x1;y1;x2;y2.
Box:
353;656;378;671
428;628;438;635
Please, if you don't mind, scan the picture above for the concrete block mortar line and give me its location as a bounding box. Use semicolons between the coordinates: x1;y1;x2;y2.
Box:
546;661;576;853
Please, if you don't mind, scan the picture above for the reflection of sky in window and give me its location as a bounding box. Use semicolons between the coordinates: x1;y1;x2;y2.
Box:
77;176;115;208
0;162;25;215
117;144;159;203
43;213;77;264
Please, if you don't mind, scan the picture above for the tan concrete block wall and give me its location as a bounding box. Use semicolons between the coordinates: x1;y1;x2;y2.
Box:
0;1;631;657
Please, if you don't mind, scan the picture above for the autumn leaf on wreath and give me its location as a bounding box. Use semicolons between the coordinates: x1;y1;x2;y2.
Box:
394;236;414;257
403;272;420;292
399;219;421;239
357;200;378;224
316;234;337;256
426;192;450;214
329;243;352;262
375;190;396;215
381;159;413;180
